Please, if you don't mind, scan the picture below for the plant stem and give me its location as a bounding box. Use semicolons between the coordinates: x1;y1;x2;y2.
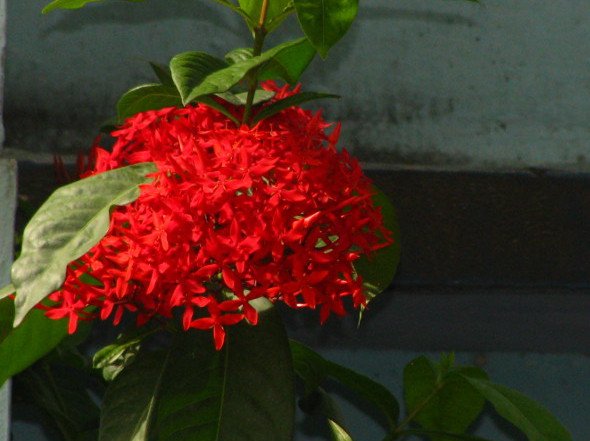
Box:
241;0;270;126
390;383;444;439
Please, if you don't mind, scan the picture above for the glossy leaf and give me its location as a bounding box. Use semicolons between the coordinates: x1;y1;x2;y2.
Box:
11;162;157;326
354;185;400;306
258;37;316;84
251;92;339;124
169;52;228;105
403;357;487;441
290;340;399;430
42;0;144;14
99;350;170;441
197;96;240;126
238;0;292;29
294;0;358;58
328;419;354;441
117;84;182;122
224;47;253;65
217;89;275;106
155;299;294;441
460;375;572;441
0;307;68;387
179;38;309;105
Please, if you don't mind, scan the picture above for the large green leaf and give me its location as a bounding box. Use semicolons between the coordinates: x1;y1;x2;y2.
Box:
290;340;399;431
0;305;69;387
11;162;157;326
258;37;316;84
294;0;358;58
403;357;487;441
169;52;228;105
460;375;572;441
99;349;170;441
251;92;339;124
353;185;400;306
117;84;182;122
396;430;492;441
42;0;144;14
177;38;309;105
99;300;294;441
155;299;294;441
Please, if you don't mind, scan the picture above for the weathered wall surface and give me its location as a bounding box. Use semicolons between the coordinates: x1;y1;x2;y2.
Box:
0;159;16;441
5;0;590;168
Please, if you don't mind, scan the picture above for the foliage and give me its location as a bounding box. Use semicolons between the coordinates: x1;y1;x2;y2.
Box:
0;0;572;441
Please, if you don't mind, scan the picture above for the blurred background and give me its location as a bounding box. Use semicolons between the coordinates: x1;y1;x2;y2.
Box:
0;1;588;440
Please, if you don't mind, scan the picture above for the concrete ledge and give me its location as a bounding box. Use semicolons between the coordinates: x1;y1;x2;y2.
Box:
0;158;17;441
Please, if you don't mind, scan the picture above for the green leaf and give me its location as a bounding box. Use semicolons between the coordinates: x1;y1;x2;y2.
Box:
117;84;182;122
179;38;309;105
149;62;175;87
403;356;487;441
42;0;144;14
0;306;69;387
93;325;159;381
0;283;14;301
258;38;316;84
11;162;157;326
224;48;253;65
212;0;254;26
238;0;292;30
397;430;493;441
99;349;170;441
155;299;294;441
353;185;400;306
459;375;572;441
169;52;228;105
251;92;339;124
216;89;275;106
18;362;101;439
196;96;240;126
299;388;353;441
294;0;358;58
290;340;399;430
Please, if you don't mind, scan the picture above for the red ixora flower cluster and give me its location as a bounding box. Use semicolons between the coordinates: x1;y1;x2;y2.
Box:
45;84;393;349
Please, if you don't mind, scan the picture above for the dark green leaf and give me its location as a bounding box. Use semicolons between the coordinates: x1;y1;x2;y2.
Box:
117;84;182;122
251;92;339;124
169;52;228;105
403;356;487;441
42;0;145;14
149;62;175;87
459;375;572;441
398;430;493;441
0;298;14;344
266;4;296;32
0;307;68;387
99;349;170;441
155;299;294;441
294;0;358;58
216;89;275;106
258;38;316;84
196;96;240;126
11;162;157;326
212;0;254;25
180;38;309;105
299;388;353;441
290;340;399;430
354;185;400;307
238;0;292;30
18;362;100;439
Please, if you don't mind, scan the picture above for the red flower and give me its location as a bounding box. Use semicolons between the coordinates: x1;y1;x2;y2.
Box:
45;83;393;349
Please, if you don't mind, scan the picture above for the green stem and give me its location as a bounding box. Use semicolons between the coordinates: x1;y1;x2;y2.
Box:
241;0;269;126
390;383;444;440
